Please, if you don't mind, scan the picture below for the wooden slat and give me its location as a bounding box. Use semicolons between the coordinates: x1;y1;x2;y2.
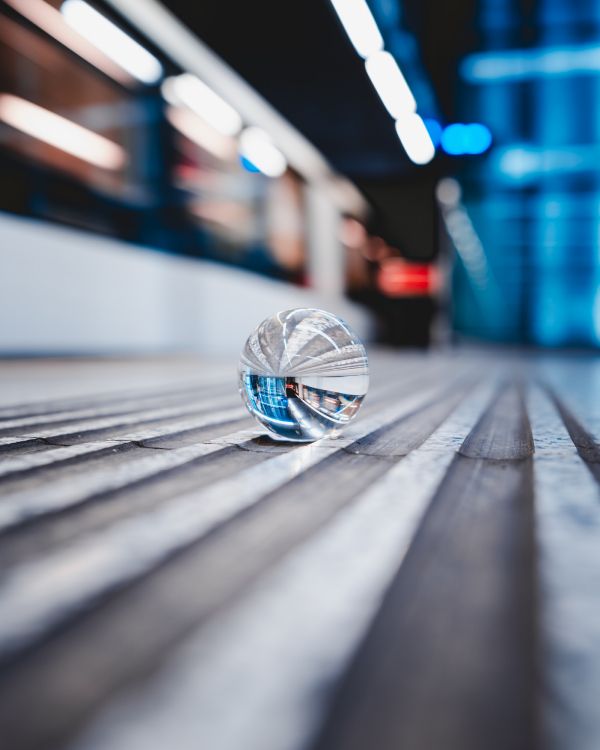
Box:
310;379;536;750
0;384;230;434
0;376;422;561
0;378;457;661
543;384;600;482
0;371;483;750
57;381;496;750
528;385;600;750
0;441;235;532
3;396;239;443
0;442;141;481
0;444;266;570
1;353;597;750
460;382;533;459
0;378;418;526
0;436;48;451
345;379;474;457
0;379;224;420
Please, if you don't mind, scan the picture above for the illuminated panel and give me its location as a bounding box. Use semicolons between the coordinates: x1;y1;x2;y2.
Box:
0;93;127;170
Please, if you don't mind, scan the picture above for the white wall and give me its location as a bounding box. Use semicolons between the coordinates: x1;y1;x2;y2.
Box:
0;213;372;355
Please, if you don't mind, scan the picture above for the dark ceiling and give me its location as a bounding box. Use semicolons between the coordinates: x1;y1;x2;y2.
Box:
164;0;479;255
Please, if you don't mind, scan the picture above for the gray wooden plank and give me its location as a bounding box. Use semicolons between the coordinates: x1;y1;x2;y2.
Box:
9;396;239;444
0;378;399;481
310;380;536;750
460;382;533;459
0;377;415;531
0;384;230;435
0;361;424;449
0;375;479;750
345;379;474;457
85;406;246;445
0;380;460;662
0;440;239;533
543;384;600;483
0;358;231;417
59;380;497;750
137;416;255;448
528;385;600;750
0;442;141;482
0;437;49;455
0;380;220;421
0;444;268;570
0;377;447;565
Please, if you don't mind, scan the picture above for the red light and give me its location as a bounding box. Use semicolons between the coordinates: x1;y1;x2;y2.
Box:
377;258;440;297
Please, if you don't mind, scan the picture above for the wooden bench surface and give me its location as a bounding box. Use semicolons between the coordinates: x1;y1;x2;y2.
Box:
0;351;598;750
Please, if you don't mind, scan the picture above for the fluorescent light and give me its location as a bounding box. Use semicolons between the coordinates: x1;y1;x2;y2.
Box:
0;94;127;170
4;0;133;85
238;127;286;178
365;51;416;118
162;74;242;137
61;0;163;84
462;43;600;83
395;114;434;165
329;0;383;58
165;105;235;160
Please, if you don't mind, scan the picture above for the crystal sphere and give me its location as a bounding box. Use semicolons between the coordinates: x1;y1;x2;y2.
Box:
239;308;369;442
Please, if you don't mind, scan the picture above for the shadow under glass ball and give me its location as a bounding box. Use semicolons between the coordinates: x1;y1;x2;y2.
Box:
239;308;369;442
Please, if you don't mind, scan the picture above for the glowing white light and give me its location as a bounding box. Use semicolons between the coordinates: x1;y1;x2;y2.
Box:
365;51;416;118
4;0;133;85
0;94;127;170
329;0;383;58
394;113;434;164
239;127;287;178
61;0;163;84
162;74;242;137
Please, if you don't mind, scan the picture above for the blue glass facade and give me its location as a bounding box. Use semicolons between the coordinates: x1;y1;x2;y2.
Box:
454;0;600;345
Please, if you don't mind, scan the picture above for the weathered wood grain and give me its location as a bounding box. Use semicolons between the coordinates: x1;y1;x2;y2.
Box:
62;382;497;750
311;382;536;750
0;370;481;750
0;384;230;435
0;380;220;421
0;444;268;569
529;385;600;750
460;381;533;459
10;397;240;444
543;383;600;482
0;353;596;750
0;379;458;662
345;379;474;457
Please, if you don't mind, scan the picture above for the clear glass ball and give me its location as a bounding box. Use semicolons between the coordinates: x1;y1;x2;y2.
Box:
239;308;369;442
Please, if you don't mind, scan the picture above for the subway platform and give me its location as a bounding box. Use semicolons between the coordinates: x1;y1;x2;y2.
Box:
0;351;598;750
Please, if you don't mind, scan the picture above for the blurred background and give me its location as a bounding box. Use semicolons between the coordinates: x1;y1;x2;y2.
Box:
1;0;599;354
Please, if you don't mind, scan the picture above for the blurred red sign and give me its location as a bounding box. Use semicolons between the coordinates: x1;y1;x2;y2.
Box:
377;258;440;297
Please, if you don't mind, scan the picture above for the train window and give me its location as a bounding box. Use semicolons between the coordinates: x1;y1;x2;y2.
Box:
0;10;143;198
0;2;307;284
169;112;306;281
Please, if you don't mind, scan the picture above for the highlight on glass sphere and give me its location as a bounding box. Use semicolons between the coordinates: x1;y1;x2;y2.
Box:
239;308;369;442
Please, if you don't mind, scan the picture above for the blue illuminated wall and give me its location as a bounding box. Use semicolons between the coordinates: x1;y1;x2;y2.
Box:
454;0;600;346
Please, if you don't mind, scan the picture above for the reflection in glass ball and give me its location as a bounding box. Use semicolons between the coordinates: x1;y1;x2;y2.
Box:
239;308;369;442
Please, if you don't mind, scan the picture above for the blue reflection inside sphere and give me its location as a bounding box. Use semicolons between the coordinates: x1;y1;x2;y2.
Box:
239;309;369;442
